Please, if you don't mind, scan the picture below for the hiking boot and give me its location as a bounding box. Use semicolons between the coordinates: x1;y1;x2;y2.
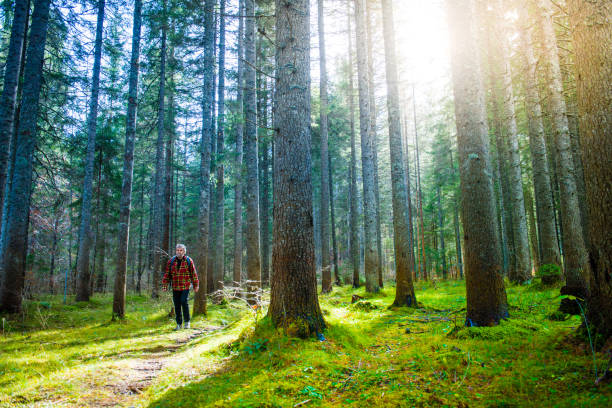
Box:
184;321;191;329
174;324;182;330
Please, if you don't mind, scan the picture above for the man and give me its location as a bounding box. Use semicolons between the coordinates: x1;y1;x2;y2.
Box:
162;243;199;329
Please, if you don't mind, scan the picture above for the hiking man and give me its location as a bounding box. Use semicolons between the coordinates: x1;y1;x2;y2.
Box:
162;244;199;330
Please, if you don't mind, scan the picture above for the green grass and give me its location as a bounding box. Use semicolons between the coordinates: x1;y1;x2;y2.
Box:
1;281;610;407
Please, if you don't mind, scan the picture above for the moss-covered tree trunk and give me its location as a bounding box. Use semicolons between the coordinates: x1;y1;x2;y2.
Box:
233;0;245;286
268;0;325;338
446;0;508;326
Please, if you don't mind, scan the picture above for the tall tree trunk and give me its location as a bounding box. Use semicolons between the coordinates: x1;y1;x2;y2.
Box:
268;0;325;337
518;7;561;269
113;0;142;317
328;154;340;285
412;85;427;281
151;1;168;299
215;0;226;291
401;108;416;280
449;151;463;279
524;184;540;272
193;0;216;316
49;217;58;294
318;0;332;294
0;0;29;223
366;0;383;288
259;78;271;286
75;0;105;302
347;9;360;288
233;0;244;285
381;0;416;307
244;0;261;303
207;14;218;296
485;0;531;283
446;0;508;326
568;0;612;341
537;0;590;297
0;0;51;313
354;0;379;293
437;184;447;279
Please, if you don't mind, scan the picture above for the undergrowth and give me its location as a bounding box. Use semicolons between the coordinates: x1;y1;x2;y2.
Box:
0;281;610;407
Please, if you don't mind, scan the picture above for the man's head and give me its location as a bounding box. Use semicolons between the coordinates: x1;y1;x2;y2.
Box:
176;243;186;258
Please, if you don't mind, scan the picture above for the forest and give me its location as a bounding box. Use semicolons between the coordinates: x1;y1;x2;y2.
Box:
0;0;610;406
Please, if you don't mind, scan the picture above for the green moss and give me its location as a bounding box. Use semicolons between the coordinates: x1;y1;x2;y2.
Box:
1;282;610;407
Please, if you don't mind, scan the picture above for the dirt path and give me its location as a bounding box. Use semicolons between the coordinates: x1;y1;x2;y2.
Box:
76;326;225;408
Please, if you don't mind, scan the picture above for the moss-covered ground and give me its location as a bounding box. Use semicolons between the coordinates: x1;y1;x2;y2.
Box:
1;281;610;407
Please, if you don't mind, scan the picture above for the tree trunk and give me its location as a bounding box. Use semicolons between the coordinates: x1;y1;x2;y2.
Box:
268;0;325;337
0;0;52;313
568;0;612;341
437;184;448;279
215;0;226;292
518;7;561;269
244;0;261;303
193;0;215;316
380;0;416;307
151;1;168;299
537;0;590;297
412;85;427;281
446;0;508;326
75;0;105;302
49;218;58;294
318;0;332;294
365;0;383;288
113;0;142;317
233;0;245;285
347;9;360;288
328;154;340;286
354;0;379;293
486;0;532;283
259;78;271;287
0;0;29;224
524;184;540;272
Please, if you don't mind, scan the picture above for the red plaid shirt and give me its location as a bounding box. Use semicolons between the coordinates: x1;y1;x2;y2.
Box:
162;256;199;291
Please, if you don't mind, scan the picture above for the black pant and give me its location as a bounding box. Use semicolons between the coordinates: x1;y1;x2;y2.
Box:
172;289;190;325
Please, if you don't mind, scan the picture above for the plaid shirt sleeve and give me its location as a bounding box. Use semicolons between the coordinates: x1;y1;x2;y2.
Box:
188;257;199;288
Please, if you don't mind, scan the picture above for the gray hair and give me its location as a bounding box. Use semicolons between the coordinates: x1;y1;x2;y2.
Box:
176;243;187;251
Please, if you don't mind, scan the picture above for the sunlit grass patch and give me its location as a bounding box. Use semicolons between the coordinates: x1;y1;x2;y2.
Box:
1;281;610;407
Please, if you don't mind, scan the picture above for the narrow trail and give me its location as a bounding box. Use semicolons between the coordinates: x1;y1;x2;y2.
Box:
77;325;226;408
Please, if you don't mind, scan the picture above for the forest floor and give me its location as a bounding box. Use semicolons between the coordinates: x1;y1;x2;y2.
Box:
1;280;611;407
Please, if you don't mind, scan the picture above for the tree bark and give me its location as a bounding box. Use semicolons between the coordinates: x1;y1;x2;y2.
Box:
518;6;561;269
268;0;325;338
381;0;416;307
537;0;590;297
113;0;142;317
328;153;340;285
366;0;383;288
485;0;532;283
318;0;332;294
347;9;360;288
0;0;52;313
567;0;612;341
215;0;226;291
244;0;261;303
233;0;245;285
151;1;168;299
354;0;379;293
75;0;105;302
446;0;508;326
0;0;29;224
193;0;216;316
